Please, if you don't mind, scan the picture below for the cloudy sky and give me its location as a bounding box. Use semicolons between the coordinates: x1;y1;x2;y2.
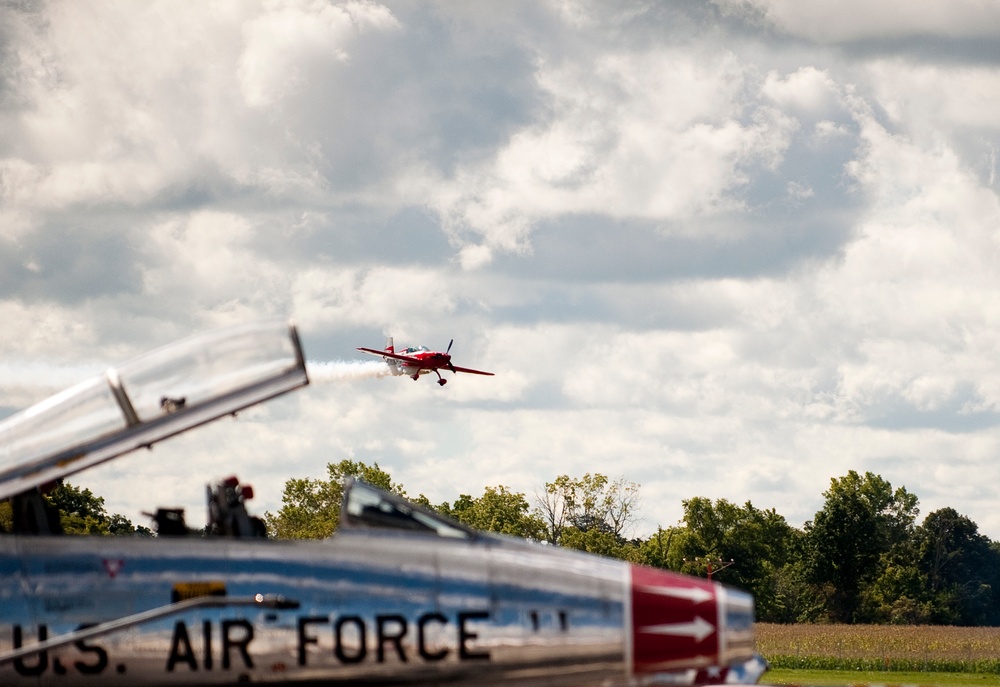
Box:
3;0;1000;540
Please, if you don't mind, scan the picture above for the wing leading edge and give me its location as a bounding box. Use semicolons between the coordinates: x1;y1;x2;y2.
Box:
447;365;494;376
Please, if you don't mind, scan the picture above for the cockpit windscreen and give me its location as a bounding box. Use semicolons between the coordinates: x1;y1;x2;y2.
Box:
342;480;472;540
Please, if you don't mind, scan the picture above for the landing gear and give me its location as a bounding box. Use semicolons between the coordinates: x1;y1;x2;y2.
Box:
438;378;447;386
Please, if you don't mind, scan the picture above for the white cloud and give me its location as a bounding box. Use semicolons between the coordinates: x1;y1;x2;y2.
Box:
867;62;1000;139
423;47;797;263
238;0;400;108
291;264;457;333
140;212;292;326
2;3;245;207
0;0;410;213
762;67;843;119
722;0;1000;42
0;301;100;360
6;0;1000;543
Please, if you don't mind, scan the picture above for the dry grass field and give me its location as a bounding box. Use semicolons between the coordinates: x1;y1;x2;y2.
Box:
756;623;1000;673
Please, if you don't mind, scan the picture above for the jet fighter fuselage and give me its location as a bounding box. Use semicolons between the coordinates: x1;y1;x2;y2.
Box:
0;320;763;687
1;480;757;686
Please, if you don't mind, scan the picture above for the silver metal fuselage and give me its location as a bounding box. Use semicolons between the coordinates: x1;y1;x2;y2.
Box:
0;526;753;686
0;320;759;686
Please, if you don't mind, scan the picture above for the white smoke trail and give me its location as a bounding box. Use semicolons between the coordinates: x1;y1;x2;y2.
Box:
308;360;392;383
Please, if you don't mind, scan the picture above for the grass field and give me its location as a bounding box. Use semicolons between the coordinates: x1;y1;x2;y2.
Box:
764;668;1000;686
756;624;1000;680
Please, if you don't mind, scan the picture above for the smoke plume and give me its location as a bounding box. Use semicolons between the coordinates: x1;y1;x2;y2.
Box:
307;360;392;383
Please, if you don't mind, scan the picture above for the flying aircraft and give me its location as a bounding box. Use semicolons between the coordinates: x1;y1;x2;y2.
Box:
0;319;765;686
357;337;494;385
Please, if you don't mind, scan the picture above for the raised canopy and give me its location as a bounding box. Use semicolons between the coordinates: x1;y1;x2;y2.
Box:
0;319;308;502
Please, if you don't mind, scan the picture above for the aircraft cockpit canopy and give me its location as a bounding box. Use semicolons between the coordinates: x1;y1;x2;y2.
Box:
341;478;474;540
0;319;308;503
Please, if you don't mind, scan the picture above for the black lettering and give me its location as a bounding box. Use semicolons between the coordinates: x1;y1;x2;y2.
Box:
53;657;67;675
221;619;254;670
74;627;109;675
558;610;568;632
297;616;328;666
375;614;408;663
202;620;213;671
166;621;197;672
13;625;48;676
458;611;490;661
417;612;448;661
334;615;366;664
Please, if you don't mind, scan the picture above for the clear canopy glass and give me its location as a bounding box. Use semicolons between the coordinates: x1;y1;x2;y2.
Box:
0;319;308;501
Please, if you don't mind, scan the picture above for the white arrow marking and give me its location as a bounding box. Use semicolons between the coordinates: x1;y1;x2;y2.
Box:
641;616;716;642
638;584;714;604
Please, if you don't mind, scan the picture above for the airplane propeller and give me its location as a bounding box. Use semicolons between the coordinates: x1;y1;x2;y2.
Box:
446;339;456;373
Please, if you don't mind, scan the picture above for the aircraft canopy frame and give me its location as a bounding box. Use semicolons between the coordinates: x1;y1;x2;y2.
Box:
0;319;308;502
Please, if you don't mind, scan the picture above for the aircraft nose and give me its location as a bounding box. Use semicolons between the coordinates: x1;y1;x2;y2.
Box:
629;564;755;676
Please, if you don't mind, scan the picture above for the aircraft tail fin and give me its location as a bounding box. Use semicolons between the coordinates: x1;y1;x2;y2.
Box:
385;336;394;355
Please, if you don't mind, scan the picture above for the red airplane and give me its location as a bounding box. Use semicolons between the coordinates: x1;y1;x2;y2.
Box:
357;336;494;386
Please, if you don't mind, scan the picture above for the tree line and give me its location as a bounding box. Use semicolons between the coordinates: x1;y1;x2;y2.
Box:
6;462;998;627
266;462;1000;627
0;482;152;536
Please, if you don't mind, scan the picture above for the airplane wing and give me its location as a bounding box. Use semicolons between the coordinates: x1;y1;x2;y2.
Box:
356;347;420;363
449;365;495;376
0;319;308;502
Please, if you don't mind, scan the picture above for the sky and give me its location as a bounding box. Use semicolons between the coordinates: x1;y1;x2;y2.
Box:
3;0;1000;540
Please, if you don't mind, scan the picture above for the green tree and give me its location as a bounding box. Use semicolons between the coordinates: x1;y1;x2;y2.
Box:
46;482;110;534
804;470;919;623
635;526;681;569
770;557;829;623
41;482;149;536
437;486;547;540
538;473;639;545
858;547;932;624
914;507;1000;625
107;512;144;536
0;500;13;532
265;460;404;539
561;526;642;561
673;497;799;622
0;482;155;536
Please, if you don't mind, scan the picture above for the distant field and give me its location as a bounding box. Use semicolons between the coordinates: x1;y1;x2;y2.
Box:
756;623;1000;674
764;668;1000;686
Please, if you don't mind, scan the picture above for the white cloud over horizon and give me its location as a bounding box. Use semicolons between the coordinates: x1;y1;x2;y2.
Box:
3;0;1000;541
